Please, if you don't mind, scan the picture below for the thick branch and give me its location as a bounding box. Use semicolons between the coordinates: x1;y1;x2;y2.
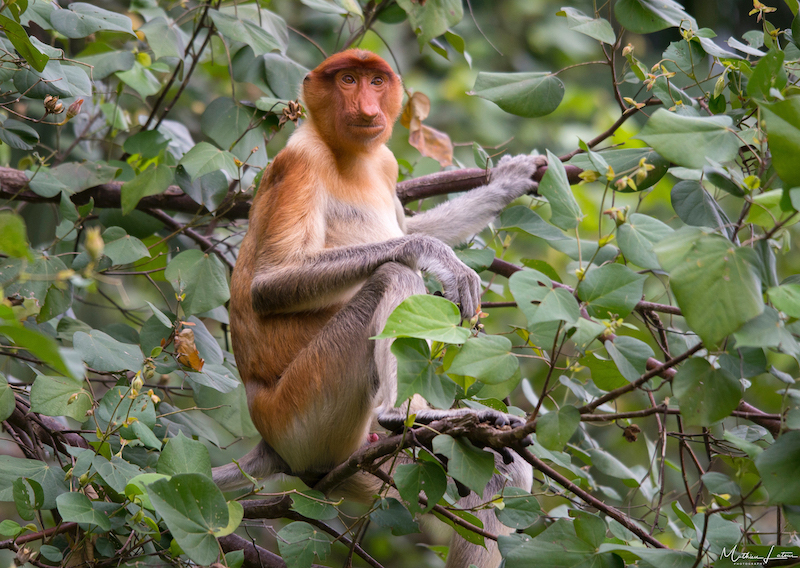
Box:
0;159;583;220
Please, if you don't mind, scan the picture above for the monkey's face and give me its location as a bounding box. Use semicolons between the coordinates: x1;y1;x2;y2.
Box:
303;65;403;154
335;70;399;146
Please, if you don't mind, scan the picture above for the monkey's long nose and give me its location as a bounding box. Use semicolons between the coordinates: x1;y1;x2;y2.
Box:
359;100;380;122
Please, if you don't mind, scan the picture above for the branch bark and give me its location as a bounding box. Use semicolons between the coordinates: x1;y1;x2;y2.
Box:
0;159;583;220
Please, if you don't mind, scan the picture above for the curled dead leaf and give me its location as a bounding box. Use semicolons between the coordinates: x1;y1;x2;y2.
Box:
401;91;453;167
175;328;204;372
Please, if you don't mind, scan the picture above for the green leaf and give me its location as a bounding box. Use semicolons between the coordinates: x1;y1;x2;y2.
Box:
747;49;787;100
494;487;541;530
56;492;111;531
123;130;169;160
102;227;151;264
393;337;455;409
139;17;185;60
597;544;696;568
637;109;740;169
702;472;741;496
578;264;646;319
0;374;14;421
719;347;768;379
76;48;134;80
537;406;580;451
96;387;156;433
654;229;764;346
671;180;732;233
556;8;616;44
375;294;470;344
617;213;674;270
589;448;639;487
568;148;669;192
469;72;565;118
606;336;653;382
0;118;40;150
157;432;212;478
432;434;494;494
50;3;135;38
530;287;581;326
93;455;144;494
755;431;800;505
0;457;68;509
508;269;551;324
74;330;144;372
290;490;339;521
733;307;800;359
299;0;349;15
209;10;282;56
30;375;92;421
396;0;463;48
165;249;231;316
0;325;72;377
498;518;606;567
201;97;268;167
27;161;119;197
0;520;22;537
276;521;331;568
146;473;230;565
0;212;33;260
673;358;741;427
539;150;582;230
768;284;800;318
747;189;798;227
370;497;420;536
582;352;627;390
499;206;569;241
448;335;518;385
614;0;695;34
14;61;91;100
178;141;240;181
121;164;173;215
394;461;447;515
116;61;161;98
215;501;244;538
455;248;495;271
13;478;43;521
0;14;48;72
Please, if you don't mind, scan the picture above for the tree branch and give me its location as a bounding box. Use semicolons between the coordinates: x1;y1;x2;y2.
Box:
0;157;583;221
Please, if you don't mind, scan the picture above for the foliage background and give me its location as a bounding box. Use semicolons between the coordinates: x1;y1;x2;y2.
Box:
1;0;800;567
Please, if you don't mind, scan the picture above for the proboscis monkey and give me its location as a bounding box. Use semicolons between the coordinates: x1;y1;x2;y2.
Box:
213;49;538;568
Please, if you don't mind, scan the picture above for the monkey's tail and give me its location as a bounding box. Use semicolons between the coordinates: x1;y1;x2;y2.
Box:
212;440;288;491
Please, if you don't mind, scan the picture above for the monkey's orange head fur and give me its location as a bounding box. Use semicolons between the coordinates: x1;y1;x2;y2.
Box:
302;49;403;154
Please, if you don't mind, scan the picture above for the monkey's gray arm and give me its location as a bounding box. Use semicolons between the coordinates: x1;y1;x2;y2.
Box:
252;234;481;316
405;154;538;246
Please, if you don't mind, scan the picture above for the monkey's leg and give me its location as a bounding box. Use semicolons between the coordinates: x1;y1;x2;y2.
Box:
248;262;426;476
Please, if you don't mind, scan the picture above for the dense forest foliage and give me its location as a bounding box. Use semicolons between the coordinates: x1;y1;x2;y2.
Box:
1;0;799;567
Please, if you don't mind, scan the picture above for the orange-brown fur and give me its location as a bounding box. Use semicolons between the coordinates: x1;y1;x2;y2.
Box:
230;50;404;467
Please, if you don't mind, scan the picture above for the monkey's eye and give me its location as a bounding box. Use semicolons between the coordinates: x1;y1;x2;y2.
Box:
371;76;384;86
342;74;356;84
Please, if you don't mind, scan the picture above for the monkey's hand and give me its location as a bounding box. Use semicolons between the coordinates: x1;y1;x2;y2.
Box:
489;154;539;199
397;235;482;318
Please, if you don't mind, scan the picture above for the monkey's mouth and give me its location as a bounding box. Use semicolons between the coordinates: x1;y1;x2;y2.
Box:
349;124;384;130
